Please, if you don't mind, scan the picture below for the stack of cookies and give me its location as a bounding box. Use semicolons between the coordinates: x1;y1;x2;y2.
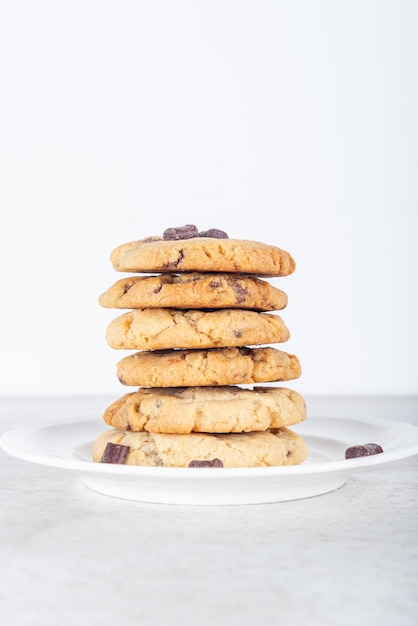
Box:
92;224;308;468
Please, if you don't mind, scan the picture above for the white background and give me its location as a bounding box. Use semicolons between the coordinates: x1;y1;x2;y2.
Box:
0;0;417;396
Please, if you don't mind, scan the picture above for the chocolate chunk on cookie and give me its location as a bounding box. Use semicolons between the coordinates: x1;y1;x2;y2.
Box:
188;459;224;467
100;442;130;464
163;225;199;240
199;228;228;239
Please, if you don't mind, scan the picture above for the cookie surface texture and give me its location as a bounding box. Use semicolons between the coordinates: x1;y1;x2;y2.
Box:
99;273;288;311
110;238;295;276
103;386;306;433
106;308;290;350
116;347;301;387
92;427;308;467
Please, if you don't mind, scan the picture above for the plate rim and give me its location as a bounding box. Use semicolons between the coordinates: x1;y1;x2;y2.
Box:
1;413;418;479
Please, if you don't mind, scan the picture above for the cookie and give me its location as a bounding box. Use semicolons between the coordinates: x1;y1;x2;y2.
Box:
116;347;301;387
102;386;306;434
99;273;288;311
105;308;290;350
92;426;308;467
110;237;295;276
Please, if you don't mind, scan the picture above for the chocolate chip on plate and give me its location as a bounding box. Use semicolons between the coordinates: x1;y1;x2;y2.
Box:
344;443;384;459
199;228;229;239
163;225;199;240
188;458;224;468
100;442;130;464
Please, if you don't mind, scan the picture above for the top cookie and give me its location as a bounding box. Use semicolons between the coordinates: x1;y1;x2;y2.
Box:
110;237;295;277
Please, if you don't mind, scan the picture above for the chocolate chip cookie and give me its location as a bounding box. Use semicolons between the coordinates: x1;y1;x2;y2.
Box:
92;426;308;467
99;273;287;311
116;347;301;387
110;237;295;276
105;308;290;350
102;386;306;434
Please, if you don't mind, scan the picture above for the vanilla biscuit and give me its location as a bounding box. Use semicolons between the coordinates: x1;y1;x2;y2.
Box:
92;426;308;467
110;237;295;277
103;386;306;434
116;347;301;387
99;273;288;311
106;308;290;351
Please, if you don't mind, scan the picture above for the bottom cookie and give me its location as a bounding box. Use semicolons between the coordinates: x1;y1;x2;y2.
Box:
92;427;308;468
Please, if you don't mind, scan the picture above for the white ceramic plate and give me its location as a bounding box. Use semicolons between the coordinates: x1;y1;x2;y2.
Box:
2;415;418;505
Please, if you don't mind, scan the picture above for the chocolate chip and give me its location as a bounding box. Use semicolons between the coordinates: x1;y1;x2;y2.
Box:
162;250;184;269
163;225;198;240
199;228;229;239
100;442;130;464
122;280;136;295
188;458;224;468
344;443;384;459
226;276;249;304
